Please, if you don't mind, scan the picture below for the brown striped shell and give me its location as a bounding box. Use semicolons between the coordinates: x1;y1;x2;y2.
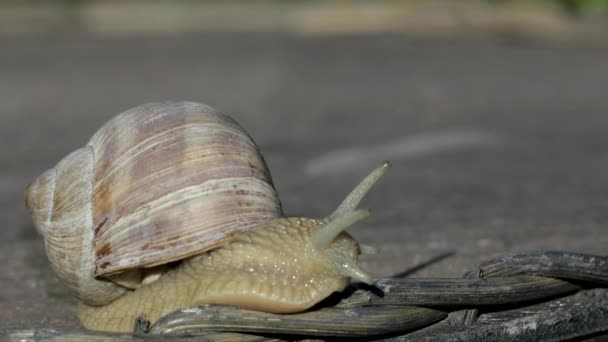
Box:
25;102;284;305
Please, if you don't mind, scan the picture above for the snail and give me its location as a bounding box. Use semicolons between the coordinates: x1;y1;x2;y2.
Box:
25;101;389;332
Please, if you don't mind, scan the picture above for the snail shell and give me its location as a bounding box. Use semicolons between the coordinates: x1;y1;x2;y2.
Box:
25;102;284;305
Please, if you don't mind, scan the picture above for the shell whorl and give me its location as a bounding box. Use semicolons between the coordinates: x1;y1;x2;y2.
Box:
26;101;284;305
26;169;56;236
28;147;128;305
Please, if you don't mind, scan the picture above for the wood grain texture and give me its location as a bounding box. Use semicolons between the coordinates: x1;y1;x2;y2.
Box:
338;275;579;307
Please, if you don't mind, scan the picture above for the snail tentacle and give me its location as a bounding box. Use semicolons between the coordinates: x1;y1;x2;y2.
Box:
338;261;375;285
311;209;374;285
330;161;391;220
312;209;371;251
359;244;379;255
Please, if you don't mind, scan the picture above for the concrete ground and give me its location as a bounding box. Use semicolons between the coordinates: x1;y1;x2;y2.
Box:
1;33;608;332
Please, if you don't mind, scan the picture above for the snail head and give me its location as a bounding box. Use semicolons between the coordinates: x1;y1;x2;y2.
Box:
309;161;391;285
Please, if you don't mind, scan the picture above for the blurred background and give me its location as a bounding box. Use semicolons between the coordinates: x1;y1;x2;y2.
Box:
1;0;608;332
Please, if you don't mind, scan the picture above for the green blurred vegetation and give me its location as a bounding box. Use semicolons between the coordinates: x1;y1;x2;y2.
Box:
559;0;608;13
484;0;608;15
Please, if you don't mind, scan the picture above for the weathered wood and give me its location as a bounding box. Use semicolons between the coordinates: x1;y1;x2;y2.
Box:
475;251;608;284
3;251;607;341
147;275;577;337
8;289;608;341
338;275;579;307
451;251;608;326
387;288;608;341
149;305;446;337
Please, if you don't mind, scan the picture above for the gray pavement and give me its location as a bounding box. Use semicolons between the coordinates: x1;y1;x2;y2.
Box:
1;33;608;331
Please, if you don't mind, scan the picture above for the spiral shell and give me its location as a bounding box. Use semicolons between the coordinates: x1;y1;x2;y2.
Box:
26;101;284;305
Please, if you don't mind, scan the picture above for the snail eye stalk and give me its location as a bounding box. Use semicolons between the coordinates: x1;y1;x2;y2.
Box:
329;161;391;220
313;161;391;250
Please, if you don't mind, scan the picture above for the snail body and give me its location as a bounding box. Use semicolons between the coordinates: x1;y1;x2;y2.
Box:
25;102;389;332
79;216;370;332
